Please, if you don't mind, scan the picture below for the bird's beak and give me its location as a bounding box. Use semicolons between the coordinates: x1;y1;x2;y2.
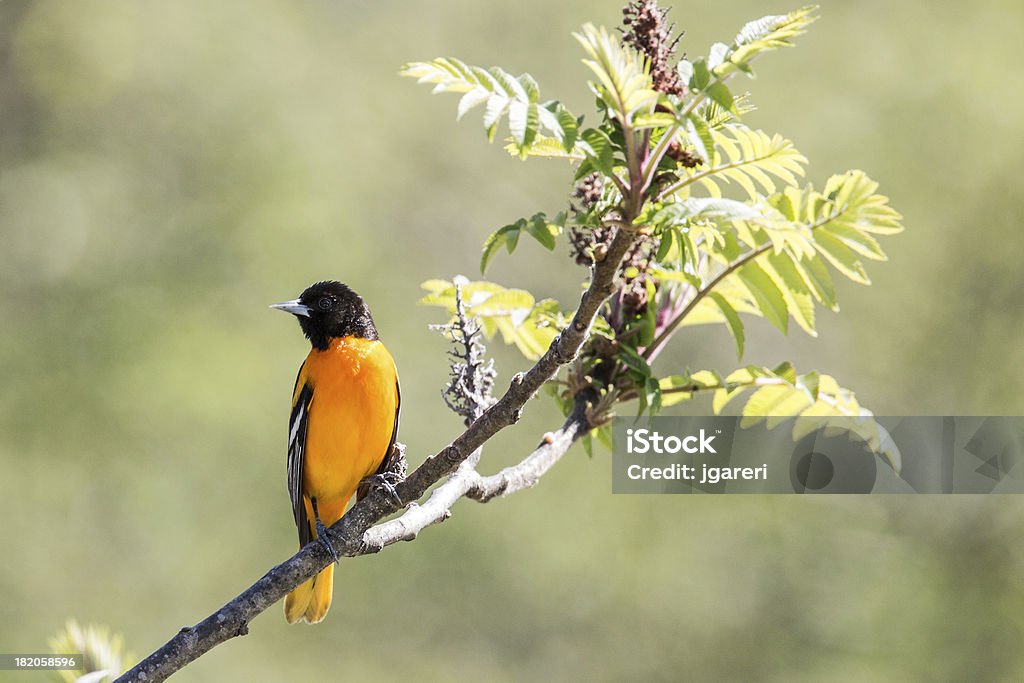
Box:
269;299;312;318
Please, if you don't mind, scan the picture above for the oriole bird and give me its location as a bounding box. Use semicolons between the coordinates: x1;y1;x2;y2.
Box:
271;281;400;624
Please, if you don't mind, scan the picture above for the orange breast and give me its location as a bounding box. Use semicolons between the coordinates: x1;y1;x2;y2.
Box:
295;336;398;509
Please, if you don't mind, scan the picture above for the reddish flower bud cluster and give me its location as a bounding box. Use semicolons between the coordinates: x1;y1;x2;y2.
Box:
621;0;685;97
666;139;703;168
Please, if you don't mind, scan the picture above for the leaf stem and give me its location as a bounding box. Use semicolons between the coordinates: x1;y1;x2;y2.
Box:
639;124;681;197
642;205;844;361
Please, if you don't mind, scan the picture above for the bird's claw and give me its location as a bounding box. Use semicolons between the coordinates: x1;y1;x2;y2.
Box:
315;517;339;564
360;471;404;506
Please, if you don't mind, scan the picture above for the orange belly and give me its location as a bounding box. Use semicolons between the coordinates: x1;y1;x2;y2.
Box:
295;336;398;523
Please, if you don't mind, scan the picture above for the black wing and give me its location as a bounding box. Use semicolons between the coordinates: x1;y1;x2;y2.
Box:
288;373;314;547
356;377;402;502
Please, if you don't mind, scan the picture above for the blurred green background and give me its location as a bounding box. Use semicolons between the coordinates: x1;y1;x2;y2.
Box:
2;0;1023;680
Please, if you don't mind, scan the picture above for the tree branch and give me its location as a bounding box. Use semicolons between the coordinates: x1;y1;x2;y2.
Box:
362;388;593;549
117;231;635;683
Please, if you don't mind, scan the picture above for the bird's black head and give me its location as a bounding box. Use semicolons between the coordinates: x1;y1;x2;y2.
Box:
271;281;379;350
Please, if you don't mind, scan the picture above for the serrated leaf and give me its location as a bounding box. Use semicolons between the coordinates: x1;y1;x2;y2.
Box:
503;136;583;160
763;253;817;336
821;222;887;260
480;213;564;272
480;222;522;273
736;261;788;333
685;114;714;167
456;87;491;120
524;212;564;250
402;58;577;158
578;128;615;176
517;73;540;102
575;23;658;126
716;7;818;78
813;231;870;284
771;360;797;382
713;384;749;414
708;291;745;358
740;383;812;428
665;124;806;201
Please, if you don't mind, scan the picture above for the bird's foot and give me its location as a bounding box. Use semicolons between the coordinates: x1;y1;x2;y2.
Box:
360;471;404;507
310;496;339;564
315;517;340;564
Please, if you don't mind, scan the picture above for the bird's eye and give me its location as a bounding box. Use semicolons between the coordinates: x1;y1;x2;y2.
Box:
317;297;333;311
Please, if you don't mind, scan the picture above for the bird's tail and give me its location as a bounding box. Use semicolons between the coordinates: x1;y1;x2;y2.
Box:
284;563;334;624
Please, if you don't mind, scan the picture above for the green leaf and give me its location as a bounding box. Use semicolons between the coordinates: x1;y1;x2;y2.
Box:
401;58;578;157
574;23;659;126
715;7;819;78
420;278;453;295
820;222;887;260
659;374;694;406
535;102;580;152
507;101;540;152
684;114;714;167
740;383;812;428
517;73;540;102
696;361;902;469
790;252;839;311
578;128;615;176
763;253;816;336
481;222;523;273
736;261;788;333
420;279;569;362
633;111;679;130
761;171;902;292
706;82;737;115
813;230;870;284
689;58;712;91
419;279;503;309
618;344;653;376
480;213;565;273
645;197;764;230
618;345;661;415
457;88;491;120
523;212;565;250
655;227;676;261
771;360;797;383
667;124;806;201
650;268;701;288
503;136;584;160
493;315;555;360
708;292;745;358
